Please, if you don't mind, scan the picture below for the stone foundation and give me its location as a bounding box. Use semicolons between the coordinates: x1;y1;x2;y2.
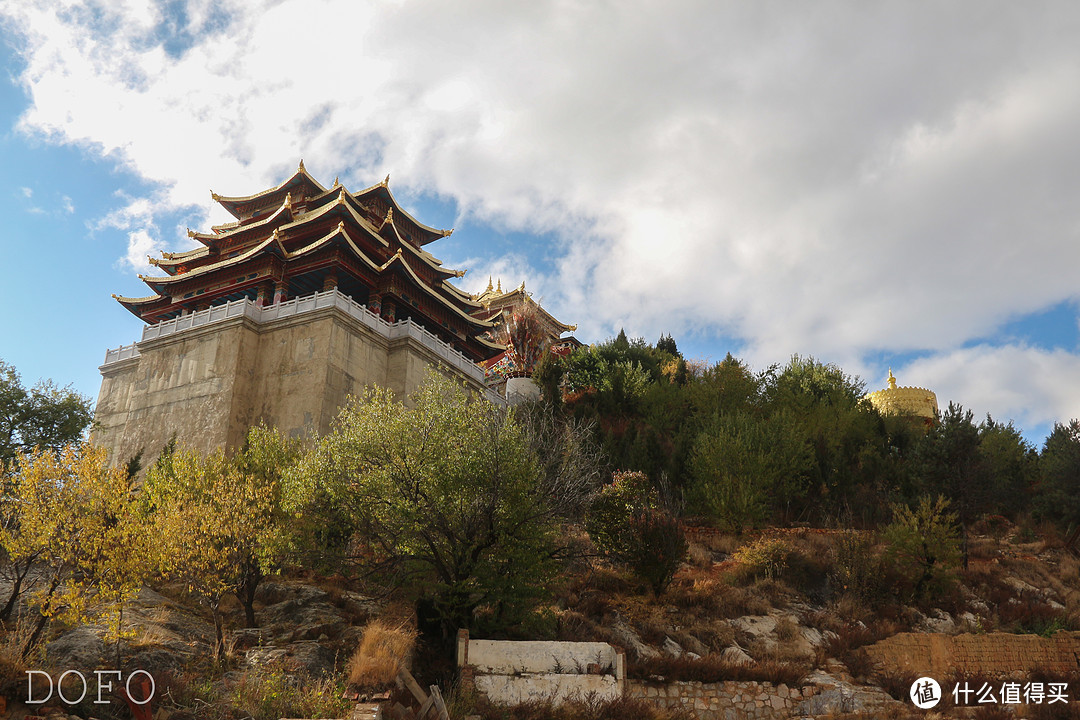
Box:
626;680;806;720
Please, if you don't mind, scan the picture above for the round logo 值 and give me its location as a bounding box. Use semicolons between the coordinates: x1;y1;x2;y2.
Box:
910;677;941;709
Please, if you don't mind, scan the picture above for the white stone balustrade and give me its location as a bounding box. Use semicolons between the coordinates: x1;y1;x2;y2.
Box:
102;290;502;404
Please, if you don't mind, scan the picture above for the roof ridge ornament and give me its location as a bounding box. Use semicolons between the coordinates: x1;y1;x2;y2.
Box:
298;159;306;172
382;174;390;186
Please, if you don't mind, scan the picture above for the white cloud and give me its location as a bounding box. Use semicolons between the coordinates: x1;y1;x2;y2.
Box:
900;344;1080;435
5;0;1080;431
19;186;32;198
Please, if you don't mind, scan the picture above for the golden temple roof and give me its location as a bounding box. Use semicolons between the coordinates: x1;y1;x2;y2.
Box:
864;369;939;420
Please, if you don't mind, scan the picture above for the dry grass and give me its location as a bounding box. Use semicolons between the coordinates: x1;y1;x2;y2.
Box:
629;653;809;686
346;620;417;690
687;542;712;568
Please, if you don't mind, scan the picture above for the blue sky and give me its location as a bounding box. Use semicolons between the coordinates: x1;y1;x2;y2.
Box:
3;1;1080;447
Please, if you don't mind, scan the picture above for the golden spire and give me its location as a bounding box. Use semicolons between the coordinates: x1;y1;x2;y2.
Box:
496;278;502;293
383;174;390;186
486;276;493;292
333;176;340;187
298;159;306;172
888;368;897;390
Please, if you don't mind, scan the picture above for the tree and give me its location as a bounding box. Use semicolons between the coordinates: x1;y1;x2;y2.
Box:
0;360;93;467
883;495;961;602
912;403;988;567
145;427;298;659
1035;420;1080;529
586;470;687;595
687;411;812;529
290;373;594;635
978;415;1036;518
1;445;150;658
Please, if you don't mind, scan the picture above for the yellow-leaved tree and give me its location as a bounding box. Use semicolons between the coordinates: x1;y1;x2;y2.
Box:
144;427;298;660
1;445;151;659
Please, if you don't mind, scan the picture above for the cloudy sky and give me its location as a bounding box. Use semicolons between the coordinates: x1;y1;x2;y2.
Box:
2;0;1080;446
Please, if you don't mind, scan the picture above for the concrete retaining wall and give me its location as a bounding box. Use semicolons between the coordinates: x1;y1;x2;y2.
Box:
458;630;625;706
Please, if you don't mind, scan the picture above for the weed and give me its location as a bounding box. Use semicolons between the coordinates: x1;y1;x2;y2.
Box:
346;619;417;690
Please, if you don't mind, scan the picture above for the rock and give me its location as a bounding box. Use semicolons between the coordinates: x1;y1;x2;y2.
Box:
245;640;337;676
124;647;187;677
795;670;900;716
680;635;709;656
730;615;777;640
720;645;753;666
46;627;106;670
958;611;981;631
229;627;268;651
610;619;659;661
662;637;684;657
339;591;383;619
918;609;956;634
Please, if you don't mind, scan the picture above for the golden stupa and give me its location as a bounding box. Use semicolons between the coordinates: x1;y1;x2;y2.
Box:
864;369;938;421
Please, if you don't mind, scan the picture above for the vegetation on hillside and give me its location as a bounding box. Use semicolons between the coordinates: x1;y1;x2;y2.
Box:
3;347;1080;720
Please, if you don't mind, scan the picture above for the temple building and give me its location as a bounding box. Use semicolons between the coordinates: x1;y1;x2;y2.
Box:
93;163;542;466
864;370;939;425
116;162;500;360
473;278;580;390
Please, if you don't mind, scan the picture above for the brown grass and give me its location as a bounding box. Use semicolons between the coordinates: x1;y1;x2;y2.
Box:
346;620;417;690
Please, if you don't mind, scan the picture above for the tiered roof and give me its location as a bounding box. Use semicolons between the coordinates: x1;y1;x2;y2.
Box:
115;162;501;361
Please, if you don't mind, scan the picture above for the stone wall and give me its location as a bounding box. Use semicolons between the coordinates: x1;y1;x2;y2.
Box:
626;680;806;720
94;291;495;467
864;631;1080;679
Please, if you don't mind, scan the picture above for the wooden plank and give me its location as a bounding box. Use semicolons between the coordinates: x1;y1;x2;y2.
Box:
429;685;450;720
397;668;430;707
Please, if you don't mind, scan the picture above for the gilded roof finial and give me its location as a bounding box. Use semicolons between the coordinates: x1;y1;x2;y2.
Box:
486;276;493;292
888;368;897;390
383;174;390;186
385;207;394;223
333;176;340;187
298;159;306;172
497;278;502;293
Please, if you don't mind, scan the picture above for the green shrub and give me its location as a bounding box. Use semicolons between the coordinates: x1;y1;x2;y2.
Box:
883;495;961;603
831;531;883;602
729;537;792;582
587;471;687;596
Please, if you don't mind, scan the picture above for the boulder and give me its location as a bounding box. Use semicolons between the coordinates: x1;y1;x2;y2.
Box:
45;627;105;670
795;670;900;716
720;645;753;666
610;619;659;661
245;641;337;676
661;637;684;657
